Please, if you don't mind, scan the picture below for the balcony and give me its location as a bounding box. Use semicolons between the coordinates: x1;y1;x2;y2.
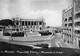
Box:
68;17;72;22
74;17;80;22
74;12;80;22
74;27;80;30
68;23;72;27
75;10;80;15
63;30;68;33
63;30;72;35
75;34;80;37
74;30;80;37
68;29;72;33
74;22;80;28
68;21;72;23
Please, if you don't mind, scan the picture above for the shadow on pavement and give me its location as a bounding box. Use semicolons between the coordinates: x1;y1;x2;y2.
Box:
0;42;80;56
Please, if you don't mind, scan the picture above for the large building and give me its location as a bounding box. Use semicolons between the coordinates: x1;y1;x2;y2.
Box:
62;6;73;45
62;0;80;48
12;17;45;32
73;0;80;48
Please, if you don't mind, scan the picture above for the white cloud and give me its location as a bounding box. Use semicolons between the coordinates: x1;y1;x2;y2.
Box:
26;10;62;27
0;0;10;19
0;0;72;27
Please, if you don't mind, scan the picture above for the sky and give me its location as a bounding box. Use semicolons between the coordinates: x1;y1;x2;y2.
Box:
0;0;72;27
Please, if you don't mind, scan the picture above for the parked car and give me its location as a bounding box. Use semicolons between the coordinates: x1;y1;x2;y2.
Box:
38;30;52;36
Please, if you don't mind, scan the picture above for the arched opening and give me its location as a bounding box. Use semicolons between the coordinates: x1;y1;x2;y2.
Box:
40;27;42;30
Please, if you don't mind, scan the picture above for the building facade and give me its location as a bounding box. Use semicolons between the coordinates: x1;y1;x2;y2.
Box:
62;6;73;45
62;0;80;48
12;17;45;32
73;0;80;48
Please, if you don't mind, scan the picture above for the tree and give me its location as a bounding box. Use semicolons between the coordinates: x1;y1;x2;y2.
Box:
47;26;50;28
0;19;14;26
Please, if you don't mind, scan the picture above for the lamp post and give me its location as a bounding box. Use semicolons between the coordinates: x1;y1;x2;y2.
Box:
72;0;75;45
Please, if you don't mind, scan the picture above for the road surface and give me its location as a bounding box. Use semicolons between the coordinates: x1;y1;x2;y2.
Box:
0;33;80;56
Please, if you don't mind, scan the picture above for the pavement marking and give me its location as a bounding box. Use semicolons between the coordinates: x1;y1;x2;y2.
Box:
55;42;60;47
55;41;62;47
28;45;42;49
48;34;55;40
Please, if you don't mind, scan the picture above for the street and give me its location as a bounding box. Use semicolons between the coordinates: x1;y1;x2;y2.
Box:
0;30;75;48
0;33;60;48
0;33;80;56
50;33;61;47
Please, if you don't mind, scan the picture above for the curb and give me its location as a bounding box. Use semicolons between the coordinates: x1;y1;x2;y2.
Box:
60;38;78;48
56;41;62;47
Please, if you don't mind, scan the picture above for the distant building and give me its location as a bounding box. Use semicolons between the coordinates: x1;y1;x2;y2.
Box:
62;6;73;45
12;17;45;32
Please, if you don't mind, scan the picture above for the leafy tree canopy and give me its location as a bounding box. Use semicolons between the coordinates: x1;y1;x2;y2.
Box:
0;19;14;26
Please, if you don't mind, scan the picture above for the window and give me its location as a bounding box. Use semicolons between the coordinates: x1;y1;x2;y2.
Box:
68;17;72;21
31;21;33;25
75;30;80;34
64;18;67;21
75;13;80;19
75;22;80;27
68;23;72;27
25;21;27;26
39;22;42;25
16;22;19;25
34;21;36;25
65;24;67;26
28;21;30;25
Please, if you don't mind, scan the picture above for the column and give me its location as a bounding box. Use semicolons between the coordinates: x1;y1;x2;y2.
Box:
20;21;22;26
27;21;28;26
42;21;43;30
24;21;26;26
36;21;38;30
38;21;39;31
68;35;70;43
24;21;25;26
27;21;29;30
23;21;25;30
34;21;36;31
30;21;31;28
